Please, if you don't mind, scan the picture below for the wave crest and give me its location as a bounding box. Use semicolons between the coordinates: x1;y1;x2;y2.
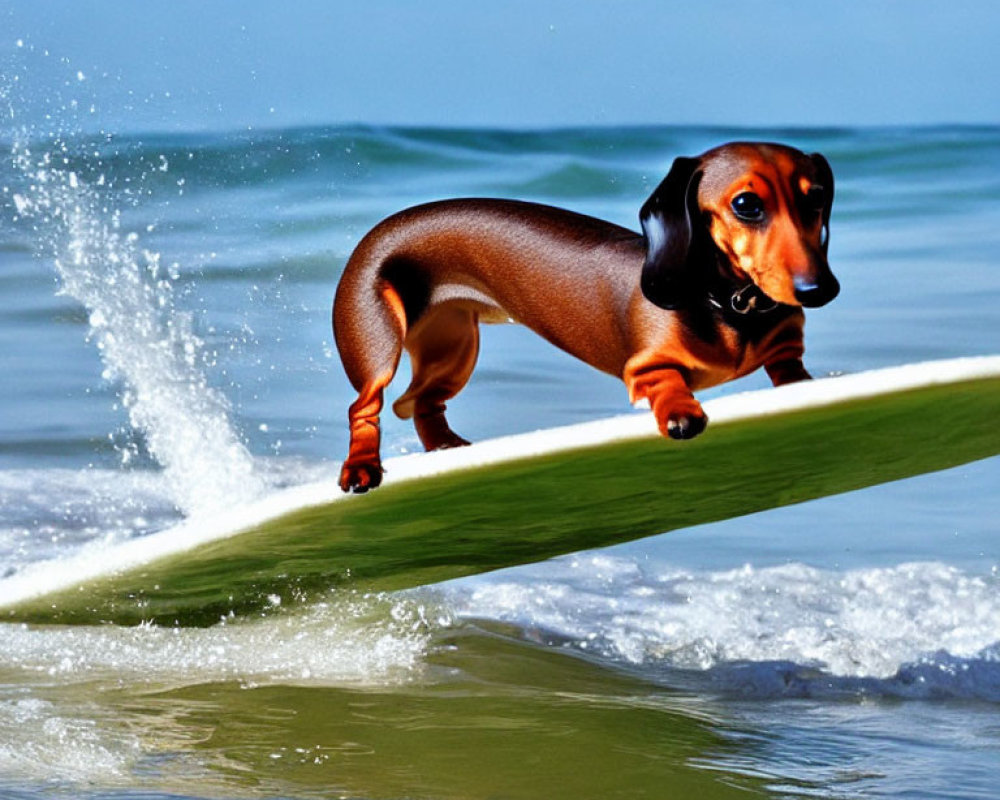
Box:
448;557;1000;700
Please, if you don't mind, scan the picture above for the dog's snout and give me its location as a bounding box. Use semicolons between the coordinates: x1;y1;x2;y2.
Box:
793;273;840;307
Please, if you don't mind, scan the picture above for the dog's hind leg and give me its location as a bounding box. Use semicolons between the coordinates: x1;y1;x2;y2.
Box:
393;305;479;451
333;272;407;493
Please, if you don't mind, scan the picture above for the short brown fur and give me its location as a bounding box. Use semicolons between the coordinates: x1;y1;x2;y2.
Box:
333;142;839;492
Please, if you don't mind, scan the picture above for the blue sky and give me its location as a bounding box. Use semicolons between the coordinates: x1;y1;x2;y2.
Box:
3;1;999;133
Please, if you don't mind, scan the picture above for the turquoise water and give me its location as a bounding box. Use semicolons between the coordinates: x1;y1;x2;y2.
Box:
1;76;999;799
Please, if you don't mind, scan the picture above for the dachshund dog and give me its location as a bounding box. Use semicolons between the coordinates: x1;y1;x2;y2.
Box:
333;142;838;493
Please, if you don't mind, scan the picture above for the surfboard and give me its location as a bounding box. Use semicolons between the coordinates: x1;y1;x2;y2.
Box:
3;355;999;627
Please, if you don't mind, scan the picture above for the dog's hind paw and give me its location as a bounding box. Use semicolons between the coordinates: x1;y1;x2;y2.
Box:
339;460;384;493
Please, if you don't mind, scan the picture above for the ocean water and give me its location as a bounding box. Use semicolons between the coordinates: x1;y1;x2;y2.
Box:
1;64;1000;799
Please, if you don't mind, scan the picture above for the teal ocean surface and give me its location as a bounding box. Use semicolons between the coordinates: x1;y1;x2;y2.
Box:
1;119;999;799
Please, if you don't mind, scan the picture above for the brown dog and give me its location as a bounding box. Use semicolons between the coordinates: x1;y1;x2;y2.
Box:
333;142;838;493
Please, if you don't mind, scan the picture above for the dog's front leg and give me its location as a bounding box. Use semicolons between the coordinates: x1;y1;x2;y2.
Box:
624;358;707;440
760;315;811;386
765;357;811;386
762;332;811;386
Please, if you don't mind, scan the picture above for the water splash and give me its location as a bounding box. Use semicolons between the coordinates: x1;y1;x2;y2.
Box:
6;135;267;517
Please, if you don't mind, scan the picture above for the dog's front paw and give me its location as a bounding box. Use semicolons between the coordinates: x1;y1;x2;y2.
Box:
627;366;708;442
665;410;708;440
339;459;384;493
651;392;708;441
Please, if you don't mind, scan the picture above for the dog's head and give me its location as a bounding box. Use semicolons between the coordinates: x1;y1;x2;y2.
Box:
640;142;838;311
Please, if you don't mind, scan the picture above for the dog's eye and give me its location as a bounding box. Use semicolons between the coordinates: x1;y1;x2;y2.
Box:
731;192;765;222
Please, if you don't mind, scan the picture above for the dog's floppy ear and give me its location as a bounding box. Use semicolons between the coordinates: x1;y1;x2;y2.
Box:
639;156;704;310
809;152;834;255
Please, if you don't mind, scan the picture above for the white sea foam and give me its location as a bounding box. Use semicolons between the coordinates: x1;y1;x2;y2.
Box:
7;136;268;517
0;592;435;688
447;555;1000;699
0;468;179;570
0;459;338;575
0;696;139;784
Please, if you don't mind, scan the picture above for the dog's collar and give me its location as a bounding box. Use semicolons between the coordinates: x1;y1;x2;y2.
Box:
708;283;779;315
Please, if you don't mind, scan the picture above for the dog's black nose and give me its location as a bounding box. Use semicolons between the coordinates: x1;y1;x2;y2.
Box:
794;274;840;307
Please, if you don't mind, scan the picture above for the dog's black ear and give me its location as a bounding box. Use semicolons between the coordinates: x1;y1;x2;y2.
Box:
809;152;835;255
639;156;704;310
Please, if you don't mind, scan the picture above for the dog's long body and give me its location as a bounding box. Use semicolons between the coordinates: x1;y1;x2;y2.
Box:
333;142;839;492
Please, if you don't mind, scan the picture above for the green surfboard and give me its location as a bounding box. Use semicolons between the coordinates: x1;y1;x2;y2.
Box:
3;357;999;627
